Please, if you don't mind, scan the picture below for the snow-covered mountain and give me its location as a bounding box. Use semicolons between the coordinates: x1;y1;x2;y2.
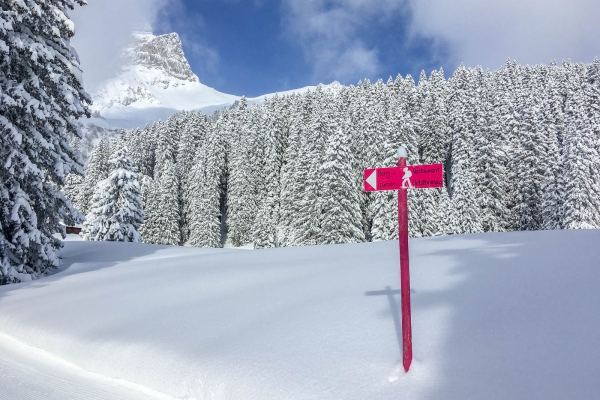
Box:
78;30;341;158
91;31;238;116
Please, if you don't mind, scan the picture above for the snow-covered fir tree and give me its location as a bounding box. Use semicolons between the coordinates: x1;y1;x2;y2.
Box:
252;96;289;248
178;112;209;242
288;87;332;246
187;128;224;248
78;139;110;215
318;115;365;244
226;97;259;246
541;62;568;230
561;61;600;229
447;65;483;234
472;70;510;232
142;158;181;245
82;147;144;242
0;0;90;284
62;135;85;210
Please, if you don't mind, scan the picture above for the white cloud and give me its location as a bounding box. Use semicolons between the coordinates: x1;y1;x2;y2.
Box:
403;0;600;69
330;44;380;80
410;0;600;68
69;0;172;87
281;0;405;83
283;0;600;82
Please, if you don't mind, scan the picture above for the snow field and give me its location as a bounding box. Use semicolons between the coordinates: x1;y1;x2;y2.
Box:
1;230;600;399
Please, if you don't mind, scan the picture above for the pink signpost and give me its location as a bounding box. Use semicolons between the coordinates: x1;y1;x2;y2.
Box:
364;147;444;372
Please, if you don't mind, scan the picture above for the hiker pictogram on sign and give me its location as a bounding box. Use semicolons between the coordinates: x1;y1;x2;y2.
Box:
402;167;413;189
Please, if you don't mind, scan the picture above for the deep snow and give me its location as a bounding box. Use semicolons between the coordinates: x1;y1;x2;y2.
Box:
1;230;600;399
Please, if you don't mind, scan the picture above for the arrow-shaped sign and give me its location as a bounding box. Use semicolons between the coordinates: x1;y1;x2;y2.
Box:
365;170;377;191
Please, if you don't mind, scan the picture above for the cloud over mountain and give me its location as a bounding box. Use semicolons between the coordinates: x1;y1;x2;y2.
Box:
69;0;171;86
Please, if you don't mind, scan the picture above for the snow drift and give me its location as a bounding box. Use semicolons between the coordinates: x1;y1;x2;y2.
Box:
0;230;599;399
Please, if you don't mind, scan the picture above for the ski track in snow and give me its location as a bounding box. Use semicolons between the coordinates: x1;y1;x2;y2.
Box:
0;333;173;400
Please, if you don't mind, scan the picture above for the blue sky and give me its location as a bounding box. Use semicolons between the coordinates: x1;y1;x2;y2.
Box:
71;0;600;97
152;0;447;96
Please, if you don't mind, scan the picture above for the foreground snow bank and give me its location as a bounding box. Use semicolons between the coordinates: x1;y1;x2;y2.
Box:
1;230;599;400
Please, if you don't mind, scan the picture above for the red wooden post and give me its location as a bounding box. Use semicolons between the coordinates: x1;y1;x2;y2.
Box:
397;147;413;372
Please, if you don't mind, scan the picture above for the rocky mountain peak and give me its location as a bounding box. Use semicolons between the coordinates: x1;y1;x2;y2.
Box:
121;31;198;83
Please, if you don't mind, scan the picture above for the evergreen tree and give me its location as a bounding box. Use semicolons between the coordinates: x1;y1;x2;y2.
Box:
109;129;128;159
141;124;157;177
541;62;568;230
278;94;307;246
495;60;522;230
140;115;183;245
318;103;365;244
139;174;154;208
472;70;510;232
0;0;90;283
62;136;84;210
561;61;600;229
226;97;259;246
155;117;178;170
447;65;483;234
514;66;547;231
78;139;110;215
127;127;144;172
178;112;209;242
63;173;83;212
187;160;223;248
252;96;289;248
187;128;224;248
288;88;331;246
142;158;181;245
82;147;144;242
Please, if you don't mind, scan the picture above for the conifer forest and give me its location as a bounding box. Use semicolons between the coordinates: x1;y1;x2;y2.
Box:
69;60;600;249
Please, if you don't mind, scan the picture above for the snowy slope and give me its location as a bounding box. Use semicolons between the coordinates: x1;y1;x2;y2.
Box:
2;230;599;400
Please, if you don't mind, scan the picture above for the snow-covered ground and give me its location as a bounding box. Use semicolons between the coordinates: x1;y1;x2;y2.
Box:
1;230;600;399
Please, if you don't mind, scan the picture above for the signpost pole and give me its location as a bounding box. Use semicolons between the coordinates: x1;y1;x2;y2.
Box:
397;146;412;372
364;148;443;373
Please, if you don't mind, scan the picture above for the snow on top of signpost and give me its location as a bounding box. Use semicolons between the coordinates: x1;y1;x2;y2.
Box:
397;146;407;158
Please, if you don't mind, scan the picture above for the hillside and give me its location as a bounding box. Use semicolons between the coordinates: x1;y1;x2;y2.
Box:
1;230;599;399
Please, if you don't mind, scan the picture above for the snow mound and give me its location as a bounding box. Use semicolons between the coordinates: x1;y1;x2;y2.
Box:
2;230;598;399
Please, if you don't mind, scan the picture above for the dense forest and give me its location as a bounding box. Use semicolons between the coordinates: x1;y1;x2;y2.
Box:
67;59;600;248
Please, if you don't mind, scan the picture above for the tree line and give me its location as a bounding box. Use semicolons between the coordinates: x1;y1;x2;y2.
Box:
67;59;600;249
